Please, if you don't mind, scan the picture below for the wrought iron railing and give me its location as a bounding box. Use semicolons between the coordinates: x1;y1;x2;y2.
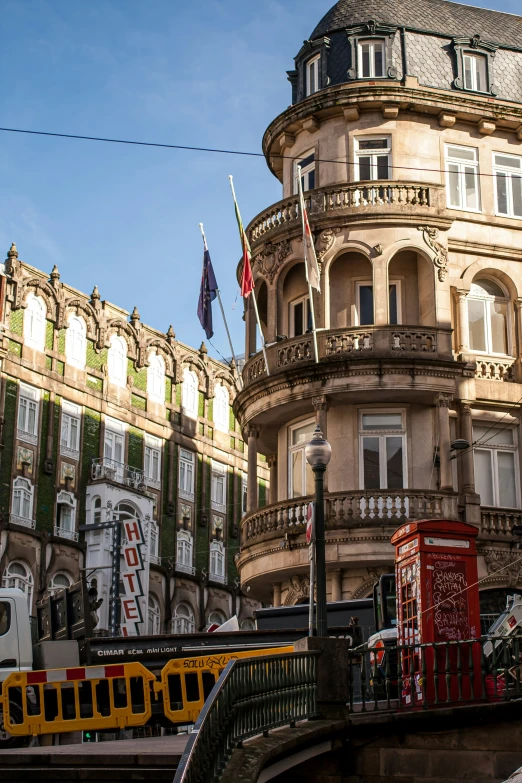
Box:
349;636;522;712
173;651;318;783
91;458;146;491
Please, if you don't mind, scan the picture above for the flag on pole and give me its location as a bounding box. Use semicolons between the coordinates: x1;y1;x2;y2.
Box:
297;172;321;292
306;502;315;545
197;241;218;339
231;185;255;298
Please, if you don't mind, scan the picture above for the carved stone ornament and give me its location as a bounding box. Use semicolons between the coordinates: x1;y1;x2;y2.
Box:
283;574;310;606
315;227;340;262
418;226;449;282
253;239;292;283
484;549;522;588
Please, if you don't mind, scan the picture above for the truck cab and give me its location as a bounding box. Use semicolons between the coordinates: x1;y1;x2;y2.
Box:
0;588;33;684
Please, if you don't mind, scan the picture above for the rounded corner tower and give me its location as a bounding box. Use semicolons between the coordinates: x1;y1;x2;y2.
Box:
235;0;522;616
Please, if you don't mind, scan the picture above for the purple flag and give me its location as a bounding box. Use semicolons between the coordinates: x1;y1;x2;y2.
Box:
197;247;218;339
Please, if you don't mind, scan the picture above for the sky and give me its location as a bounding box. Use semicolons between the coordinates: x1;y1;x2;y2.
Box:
1;0;518;361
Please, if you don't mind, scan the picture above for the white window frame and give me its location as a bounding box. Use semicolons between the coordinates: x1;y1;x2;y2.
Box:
55;490;78;541
148;519;160;564
358;410;408;490
306;54;320;96
493;152;522;220
241;474;248;518
211;461;227;513
214;384;230;433
48;571;72;596
2;561;33;610
467;279;511;357
463;52;487;93
289;294;311;338
108;334;127;388
293;150;316;194
147;352;165;404
473;423;520;509
148;594;161;635
65;314;86;370
12;477;34;527
104;417;125;477
24;293;46;351
288;419;316;500
445;144;481;212
92;496;102;525
358;39;385;79
172;602;195;635
176;530;195;575
17;383;39;445
144;434;162;488
354;281;374;326
210;540;226;582
179;449;195;501
354;136;391;182
60;400;81;460
182;367;198;419
207;610;226;628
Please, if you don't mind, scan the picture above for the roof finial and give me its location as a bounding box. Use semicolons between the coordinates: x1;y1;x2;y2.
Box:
50;264;60;283
5;242;18;275
130;305;140;325
167;325;176;342
91;285;100;302
7;242;18;259
199;340;208;356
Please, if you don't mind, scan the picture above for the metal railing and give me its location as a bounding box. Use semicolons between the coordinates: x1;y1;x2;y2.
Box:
349;636;522;712
173;651;318;783
91;458;146;491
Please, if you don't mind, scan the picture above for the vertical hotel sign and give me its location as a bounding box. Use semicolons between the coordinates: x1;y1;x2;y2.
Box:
121;517;145;636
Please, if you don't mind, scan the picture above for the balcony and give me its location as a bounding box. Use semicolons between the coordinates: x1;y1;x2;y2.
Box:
247;181;446;248
243;326;454;385
53;526;79;542
241;489;459;548
9;513;35;530
91;458;146;492
149;554;162;566
480;507;522;538
177;562;196;576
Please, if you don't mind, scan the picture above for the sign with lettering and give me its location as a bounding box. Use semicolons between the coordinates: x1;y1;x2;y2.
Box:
121;517;145;636
428;554;470;642
424;537;470;549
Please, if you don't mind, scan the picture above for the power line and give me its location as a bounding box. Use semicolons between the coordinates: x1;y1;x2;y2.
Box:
0;125;508;179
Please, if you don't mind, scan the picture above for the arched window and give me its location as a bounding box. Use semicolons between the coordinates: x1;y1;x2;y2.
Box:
65;314;86;369
468;279;509;356
240;617;255;631
207;610;226;628
147;353;165;404
55;491;77;540
176;530;194;574
210;540;225;581
182;367;198;419
172;603;195;634
24;293;46;351
214;384;229;433
48;571;72;596
92;497;102;524
2;561;34;609
148;594;161;635
108;335;127;387
12;477;34;526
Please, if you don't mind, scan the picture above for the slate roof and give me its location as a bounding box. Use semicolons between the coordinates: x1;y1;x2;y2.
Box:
310;0;522;50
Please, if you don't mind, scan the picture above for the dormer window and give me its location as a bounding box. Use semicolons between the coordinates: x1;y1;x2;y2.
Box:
306;55;320;96
358;39;384;78
463;53;487;92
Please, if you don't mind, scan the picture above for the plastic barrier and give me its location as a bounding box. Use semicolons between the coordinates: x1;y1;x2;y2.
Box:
157;645;294;725
2;662;155;737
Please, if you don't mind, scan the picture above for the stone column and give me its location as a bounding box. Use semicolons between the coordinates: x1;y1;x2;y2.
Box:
245;299;257;360
460;403;475;493
272;582;282;608
456;290;470;354
437;394;453;491
313;396;329;490
373;256;388;325
247;425;260;514
331;570;342;602
267;455;278;505
267;283;277;344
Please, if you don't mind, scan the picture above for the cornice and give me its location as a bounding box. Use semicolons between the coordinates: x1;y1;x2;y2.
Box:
448;238;522;262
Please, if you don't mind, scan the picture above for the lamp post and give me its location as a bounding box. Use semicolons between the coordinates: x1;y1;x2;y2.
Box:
305;425;331;637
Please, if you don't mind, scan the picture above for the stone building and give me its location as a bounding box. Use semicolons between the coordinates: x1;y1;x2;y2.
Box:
0;243;264;633
235;0;522;622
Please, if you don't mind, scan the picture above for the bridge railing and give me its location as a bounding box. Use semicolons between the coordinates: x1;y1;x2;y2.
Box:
173;651;319;783
350;635;521;712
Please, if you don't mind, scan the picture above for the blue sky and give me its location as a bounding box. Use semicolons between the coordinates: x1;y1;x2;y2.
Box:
1;0;517;360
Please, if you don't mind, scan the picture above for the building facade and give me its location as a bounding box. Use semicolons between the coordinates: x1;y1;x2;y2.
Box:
235;0;522;622
0;244;265;633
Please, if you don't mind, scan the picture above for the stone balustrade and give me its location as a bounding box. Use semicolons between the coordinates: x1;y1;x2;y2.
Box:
242;325;453;384
248;181;445;245
480;507;522;536
475;357;516;382
241;489;459;547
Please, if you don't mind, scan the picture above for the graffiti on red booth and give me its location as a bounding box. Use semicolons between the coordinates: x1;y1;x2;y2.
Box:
121;517;145;636
429;554;470;641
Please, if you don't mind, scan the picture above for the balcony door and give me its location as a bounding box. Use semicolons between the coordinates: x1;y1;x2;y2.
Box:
104;418;125;481
359;411;407;490
289;420;315;498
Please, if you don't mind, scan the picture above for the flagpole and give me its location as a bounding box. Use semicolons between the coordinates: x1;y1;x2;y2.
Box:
297;166;319;365
228;175;270;377
199;223;243;390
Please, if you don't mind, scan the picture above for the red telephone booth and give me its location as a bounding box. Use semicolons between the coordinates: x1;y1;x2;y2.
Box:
390;519;482;707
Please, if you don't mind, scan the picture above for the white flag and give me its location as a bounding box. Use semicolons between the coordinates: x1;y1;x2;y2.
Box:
297;168;321;292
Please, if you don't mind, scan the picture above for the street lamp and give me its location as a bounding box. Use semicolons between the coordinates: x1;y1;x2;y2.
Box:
305;425;332;637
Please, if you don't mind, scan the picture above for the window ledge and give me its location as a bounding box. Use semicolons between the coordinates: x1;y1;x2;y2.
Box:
209;573;227;585
10;514;35;530
179;489;195;502
54;526;79;542
211;502;227;514
176;563;196;575
145;477;161;490
17;429;37;446
149;555;162;566
60;445;80;461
